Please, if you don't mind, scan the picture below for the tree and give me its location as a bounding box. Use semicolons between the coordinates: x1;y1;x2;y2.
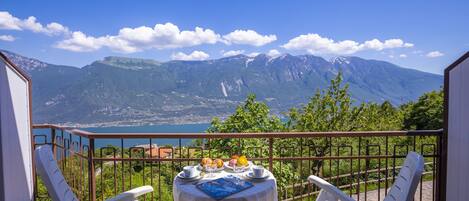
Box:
285;73;360;175
207;94;284;133
206;94;284;155
206;94;297;188
285;73;404;176
204;72;437;190
403;90;443;130
286;72;360;132
355;101;403;131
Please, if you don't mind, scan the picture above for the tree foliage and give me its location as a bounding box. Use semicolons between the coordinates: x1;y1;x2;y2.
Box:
206;72;442;182
403;90;443;130
207;94;284;133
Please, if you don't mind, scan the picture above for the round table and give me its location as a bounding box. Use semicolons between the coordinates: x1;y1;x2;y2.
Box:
173;169;278;201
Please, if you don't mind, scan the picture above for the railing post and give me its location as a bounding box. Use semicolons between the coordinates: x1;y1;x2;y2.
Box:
269;137;273;172
51;128;56;156
436;131;447;201
88;138;96;201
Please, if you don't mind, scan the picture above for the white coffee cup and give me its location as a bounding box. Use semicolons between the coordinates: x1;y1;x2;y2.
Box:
252;165;265;178
183;166;199;178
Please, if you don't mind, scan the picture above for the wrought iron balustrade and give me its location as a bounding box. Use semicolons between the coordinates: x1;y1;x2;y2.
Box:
32;124;443;201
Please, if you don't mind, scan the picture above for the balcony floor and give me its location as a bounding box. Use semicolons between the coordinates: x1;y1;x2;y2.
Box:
352;180;434;201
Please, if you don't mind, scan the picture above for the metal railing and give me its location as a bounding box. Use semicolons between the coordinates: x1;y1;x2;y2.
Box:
32;124;443;201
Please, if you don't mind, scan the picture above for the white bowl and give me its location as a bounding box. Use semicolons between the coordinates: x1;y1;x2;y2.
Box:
223;161;252;172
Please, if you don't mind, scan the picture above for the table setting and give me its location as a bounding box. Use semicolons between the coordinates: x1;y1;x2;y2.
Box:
173;155;278;201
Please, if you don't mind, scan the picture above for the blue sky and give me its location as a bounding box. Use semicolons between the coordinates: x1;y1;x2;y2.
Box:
0;0;467;74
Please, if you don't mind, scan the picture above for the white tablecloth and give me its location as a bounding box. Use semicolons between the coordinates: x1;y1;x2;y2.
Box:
173;169;278;201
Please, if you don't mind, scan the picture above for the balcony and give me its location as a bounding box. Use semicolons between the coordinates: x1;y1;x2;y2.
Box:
32;124;443;201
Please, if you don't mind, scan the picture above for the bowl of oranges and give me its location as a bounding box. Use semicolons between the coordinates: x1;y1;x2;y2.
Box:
198;158;224;172
224;155;251;172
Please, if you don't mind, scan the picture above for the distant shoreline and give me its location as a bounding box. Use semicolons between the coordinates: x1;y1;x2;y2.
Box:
38;116;218;128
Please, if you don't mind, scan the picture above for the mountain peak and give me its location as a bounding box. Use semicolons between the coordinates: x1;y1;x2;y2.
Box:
253;53;268;58
330;56;351;64
0;49;48;72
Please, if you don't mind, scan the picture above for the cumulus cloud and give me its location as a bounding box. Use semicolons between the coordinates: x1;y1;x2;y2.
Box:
0;11;69;35
54;31;136;53
222;50;245;57
0;12;21;30
0;34;15;41
55;23;220;53
362;38;414;50
267;49;281;57
426;51;444;58
282;33;414;55
223;30;276;46
171;51;210;61
1;11;280;56
399;54;407;58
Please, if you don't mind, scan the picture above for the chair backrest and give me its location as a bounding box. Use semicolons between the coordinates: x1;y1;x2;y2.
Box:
384;152;424;201
35;145;78;201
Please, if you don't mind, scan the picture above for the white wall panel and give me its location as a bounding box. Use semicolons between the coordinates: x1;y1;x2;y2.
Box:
446;57;469;201
460;59;469;200
0;58;33;201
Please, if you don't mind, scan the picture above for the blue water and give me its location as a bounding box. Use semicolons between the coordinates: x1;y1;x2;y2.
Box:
84;123;210;133
34;123;210;148
85;123;210;148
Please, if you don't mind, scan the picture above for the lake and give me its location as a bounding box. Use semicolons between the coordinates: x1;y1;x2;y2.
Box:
34;123;210;148
84;123;211;148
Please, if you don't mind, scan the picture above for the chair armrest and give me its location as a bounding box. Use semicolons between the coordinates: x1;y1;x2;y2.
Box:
106;186;154;201
308;175;355;201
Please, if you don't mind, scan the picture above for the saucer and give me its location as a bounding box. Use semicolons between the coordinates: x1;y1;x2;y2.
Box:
177;171;201;180
245;171;269;180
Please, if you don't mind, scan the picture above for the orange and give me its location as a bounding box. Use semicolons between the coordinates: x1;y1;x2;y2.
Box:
214;159;223;168
201;158;212;166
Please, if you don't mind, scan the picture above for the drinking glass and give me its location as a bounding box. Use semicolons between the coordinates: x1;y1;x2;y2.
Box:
233;164;243;174
205;164;214;178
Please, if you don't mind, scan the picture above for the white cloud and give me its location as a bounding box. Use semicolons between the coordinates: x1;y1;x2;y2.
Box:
0;12;21;30
171;51;210;61
399;54;407;58
223;30;276;46
0;34;15;41
247;52;260;57
45;22;69;35
362;38;414;50
56;23;220;53
282;33;414;55
426;51;444;58
0;11;69;35
1;11;279;56
54;31;104;52
222;50;245;57
267;49;281;57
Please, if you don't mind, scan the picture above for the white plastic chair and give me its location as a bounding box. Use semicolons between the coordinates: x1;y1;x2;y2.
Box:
308;152;425;201
35;145;153;201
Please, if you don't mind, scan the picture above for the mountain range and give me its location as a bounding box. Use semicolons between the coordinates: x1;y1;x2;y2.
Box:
1;49;443;127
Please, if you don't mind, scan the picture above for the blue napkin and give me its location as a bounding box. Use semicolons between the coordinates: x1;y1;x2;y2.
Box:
196;175;254;200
